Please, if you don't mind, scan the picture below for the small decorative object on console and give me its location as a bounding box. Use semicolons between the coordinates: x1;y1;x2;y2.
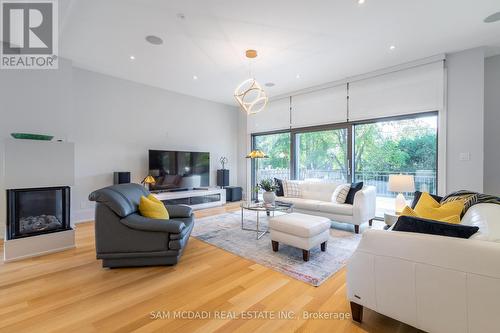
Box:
219;156;228;169
11;132;54;141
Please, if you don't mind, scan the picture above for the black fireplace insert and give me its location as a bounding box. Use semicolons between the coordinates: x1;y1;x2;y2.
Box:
6;186;71;240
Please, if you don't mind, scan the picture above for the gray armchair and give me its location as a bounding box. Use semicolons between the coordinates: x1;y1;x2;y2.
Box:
88;183;194;268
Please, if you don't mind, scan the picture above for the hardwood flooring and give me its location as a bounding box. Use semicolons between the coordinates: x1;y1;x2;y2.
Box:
0;203;420;333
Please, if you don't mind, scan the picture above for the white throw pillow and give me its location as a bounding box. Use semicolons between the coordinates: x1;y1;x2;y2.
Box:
283;180;301;198
332;184;350;204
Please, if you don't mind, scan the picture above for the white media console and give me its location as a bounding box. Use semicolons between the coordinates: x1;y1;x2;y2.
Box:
152;188;226;210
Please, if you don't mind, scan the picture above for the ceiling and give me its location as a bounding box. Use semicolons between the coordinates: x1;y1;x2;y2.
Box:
58;0;500;105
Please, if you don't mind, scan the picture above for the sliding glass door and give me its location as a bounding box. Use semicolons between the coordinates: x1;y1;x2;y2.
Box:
251;113;438;218
252;132;291;187
353;114;438;217
293;127;350;183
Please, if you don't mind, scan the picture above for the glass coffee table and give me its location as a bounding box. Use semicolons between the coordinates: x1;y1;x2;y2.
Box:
240;201;294;239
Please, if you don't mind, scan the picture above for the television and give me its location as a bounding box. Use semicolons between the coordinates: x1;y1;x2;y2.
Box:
148;150;210;191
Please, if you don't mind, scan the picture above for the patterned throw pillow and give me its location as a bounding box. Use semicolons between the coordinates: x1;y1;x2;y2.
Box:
332;184;351;204
440;191;479;217
283;180;301;198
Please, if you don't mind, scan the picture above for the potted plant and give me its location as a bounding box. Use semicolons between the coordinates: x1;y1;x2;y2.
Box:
257;178;277;204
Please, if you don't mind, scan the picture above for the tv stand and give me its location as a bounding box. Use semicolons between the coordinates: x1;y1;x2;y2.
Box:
152;188;226;210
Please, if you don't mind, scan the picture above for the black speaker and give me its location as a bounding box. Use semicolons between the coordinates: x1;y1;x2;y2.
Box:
225;186;242;202
217;169;229;188
114;172;131;184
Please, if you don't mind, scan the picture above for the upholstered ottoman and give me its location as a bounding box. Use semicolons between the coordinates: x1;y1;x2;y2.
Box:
269;212;331;261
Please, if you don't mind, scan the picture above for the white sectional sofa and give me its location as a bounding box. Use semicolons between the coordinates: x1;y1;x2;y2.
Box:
347;203;500;333
280;180;376;233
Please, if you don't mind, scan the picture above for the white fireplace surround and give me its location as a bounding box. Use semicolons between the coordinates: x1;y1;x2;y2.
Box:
2;139;76;262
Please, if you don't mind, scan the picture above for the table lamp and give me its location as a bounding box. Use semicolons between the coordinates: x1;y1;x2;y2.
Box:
388;174;415;214
141;175;156;189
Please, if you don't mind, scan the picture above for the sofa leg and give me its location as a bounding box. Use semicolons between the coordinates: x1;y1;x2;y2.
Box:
369;219;373;227
272;240;279;252
320;241;327;251
354;225;360;234
302;250;309;261
350;301;363;323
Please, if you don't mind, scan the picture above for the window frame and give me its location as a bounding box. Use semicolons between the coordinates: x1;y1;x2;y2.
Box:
250;111;439;202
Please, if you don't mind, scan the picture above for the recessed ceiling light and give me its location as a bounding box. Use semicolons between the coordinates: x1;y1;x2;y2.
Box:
265;82;275;87
129;55;135;60
192;75;198;80
296;74;301;79
389;45;396;51
358;0;365;4
145;35;163;45
484;12;500;23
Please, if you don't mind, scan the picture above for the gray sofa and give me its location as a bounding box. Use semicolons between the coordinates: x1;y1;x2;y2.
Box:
88;183;194;268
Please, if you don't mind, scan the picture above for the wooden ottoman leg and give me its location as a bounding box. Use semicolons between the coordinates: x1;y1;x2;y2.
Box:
369;219;373;226
321;241;327;251
302;250;310;261
350;301;363;323
354;225;360;234
271;240;279;252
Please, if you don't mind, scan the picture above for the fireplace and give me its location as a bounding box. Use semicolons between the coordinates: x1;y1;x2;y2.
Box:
6;186;71;240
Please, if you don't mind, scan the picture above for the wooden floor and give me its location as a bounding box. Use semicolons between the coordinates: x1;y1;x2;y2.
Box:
0;203;420;333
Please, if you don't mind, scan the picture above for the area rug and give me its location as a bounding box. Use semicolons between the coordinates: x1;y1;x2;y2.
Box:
191;212;362;286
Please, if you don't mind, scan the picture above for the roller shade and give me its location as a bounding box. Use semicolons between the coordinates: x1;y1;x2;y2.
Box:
349;62;444;121
291;85;347;128
247;97;290;133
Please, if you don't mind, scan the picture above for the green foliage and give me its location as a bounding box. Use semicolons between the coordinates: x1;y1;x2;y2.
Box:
257;178;277;192
255;133;290;170
355;118;437;173
254;116;437;175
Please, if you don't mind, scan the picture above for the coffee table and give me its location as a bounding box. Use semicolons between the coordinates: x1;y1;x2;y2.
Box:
240;201;294;239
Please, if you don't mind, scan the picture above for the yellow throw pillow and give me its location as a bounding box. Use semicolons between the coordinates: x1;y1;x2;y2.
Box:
414;192;463;223
439;215;461;224
139;195;169;220
147;194;164;205
401;204;461;224
400;205;419;217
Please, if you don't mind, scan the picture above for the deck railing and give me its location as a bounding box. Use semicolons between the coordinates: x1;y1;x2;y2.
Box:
256;169;436;198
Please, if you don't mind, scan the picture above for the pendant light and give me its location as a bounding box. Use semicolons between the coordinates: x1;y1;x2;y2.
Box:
234;50;268;115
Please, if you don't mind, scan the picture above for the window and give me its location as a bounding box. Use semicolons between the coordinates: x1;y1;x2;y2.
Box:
252;132;291;187
250;113;438;219
353;114;438;217
294;128;349;182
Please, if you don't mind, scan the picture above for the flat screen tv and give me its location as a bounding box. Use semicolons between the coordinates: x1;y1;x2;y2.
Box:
148;150;209;191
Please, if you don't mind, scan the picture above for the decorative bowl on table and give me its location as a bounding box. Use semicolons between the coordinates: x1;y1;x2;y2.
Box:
10;133;54;141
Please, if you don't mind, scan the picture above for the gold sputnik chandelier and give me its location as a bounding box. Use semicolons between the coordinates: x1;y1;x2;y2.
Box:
234;50;268;115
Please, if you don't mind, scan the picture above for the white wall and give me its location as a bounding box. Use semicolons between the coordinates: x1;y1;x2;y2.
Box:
237;111;249;199
446;48;485;193
241;48;488;196
484;55;500;195
0;60;239;237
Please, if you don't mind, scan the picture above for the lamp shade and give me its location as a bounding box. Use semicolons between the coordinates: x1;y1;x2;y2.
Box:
142;175;156;184
388;174;415;193
246;150;268;159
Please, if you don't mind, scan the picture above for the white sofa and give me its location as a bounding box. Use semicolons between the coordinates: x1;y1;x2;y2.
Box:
280;180;376;233
347;203;500;333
